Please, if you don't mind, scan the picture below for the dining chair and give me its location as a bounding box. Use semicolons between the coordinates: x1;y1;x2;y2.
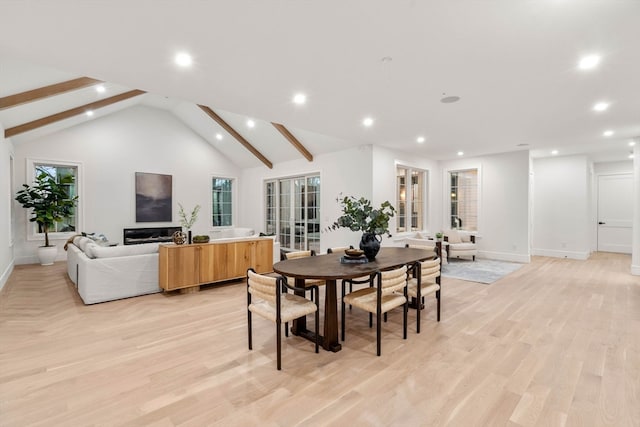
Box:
328;246;374;310
407;256;441;333
341;265;408;356
283;250;325;301
247;268;319;370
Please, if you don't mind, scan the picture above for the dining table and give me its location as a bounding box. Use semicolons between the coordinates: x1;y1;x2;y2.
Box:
272;246;435;352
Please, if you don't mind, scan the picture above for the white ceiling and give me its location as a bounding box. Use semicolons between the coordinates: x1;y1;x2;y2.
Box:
1;1;639;166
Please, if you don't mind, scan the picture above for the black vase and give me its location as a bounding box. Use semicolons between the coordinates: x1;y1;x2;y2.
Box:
360;233;381;261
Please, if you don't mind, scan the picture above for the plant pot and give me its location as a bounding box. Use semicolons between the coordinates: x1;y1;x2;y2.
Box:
37;245;57;266
359;233;381;261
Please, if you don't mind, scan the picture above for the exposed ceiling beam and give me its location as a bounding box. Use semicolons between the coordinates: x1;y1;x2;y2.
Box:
198;105;273;169
4;89;146;138
0;77;102;110
271;122;313;162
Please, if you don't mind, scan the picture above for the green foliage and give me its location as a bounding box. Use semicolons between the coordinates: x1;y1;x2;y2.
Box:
15;169;78;247
178;203;200;230
435;232;443;239
326;195;396;237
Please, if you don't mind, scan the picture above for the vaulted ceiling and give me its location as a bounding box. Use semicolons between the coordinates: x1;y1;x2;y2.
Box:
1;1;639;167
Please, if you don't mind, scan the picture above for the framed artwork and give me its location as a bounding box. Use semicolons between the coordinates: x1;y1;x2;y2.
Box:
135;172;172;222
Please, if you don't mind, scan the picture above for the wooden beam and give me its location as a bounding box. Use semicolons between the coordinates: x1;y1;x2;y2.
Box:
271;122;313;162
0;77;102;110
198;105;273;169
4;90;146;138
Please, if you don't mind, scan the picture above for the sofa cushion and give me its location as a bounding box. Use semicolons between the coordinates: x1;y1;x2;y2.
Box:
449;242;477;251
446;230;462;244
74;236;94;252
87;242;160;259
460;232;472;243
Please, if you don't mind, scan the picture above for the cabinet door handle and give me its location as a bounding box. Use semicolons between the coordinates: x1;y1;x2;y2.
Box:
598;221;605;225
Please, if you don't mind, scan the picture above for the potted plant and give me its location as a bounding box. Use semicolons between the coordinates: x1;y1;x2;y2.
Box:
435;232;443;241
178;203;200;244
15;169;78;265
326;195;396;260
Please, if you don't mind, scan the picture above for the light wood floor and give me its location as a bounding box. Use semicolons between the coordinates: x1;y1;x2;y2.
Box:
1;253;639;426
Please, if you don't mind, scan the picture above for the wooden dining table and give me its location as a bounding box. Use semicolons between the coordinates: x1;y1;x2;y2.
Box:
272;247;435;352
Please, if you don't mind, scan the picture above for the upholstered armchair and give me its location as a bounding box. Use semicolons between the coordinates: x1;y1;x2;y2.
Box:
444;230;477;261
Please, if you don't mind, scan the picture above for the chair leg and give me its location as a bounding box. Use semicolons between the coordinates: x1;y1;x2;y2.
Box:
369;313;373;328
248;310;252;349
403;301;408;339
349;281;353;310
276;320;282;370
315;302;319;354
285;321;289;337
341;282;346;341
436;290;441;322
384;312;387;323
376;310;382;356
416;295;421;334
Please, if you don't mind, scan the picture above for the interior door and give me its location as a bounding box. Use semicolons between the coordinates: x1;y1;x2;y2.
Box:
597;174;633;253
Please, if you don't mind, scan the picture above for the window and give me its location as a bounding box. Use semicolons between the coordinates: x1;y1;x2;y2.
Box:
396;166;426;232
449;168;478;231
212;177;233;227
265;174;320;252
26;159;80;240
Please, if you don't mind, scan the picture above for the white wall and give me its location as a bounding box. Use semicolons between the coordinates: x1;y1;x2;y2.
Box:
633;145;640;275
441;150;530;262
532;155;590;260
12;106;240;264
0;124;15;290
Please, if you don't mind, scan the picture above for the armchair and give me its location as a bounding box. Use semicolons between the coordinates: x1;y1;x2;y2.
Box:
444;230;477;261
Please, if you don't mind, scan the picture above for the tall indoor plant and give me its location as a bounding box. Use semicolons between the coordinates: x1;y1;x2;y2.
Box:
327;195;396;260
15;169;78;265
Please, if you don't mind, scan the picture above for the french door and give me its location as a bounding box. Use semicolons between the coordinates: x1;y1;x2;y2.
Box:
265;175;320;252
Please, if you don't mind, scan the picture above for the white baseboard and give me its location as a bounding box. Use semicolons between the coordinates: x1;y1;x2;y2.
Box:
632;264;640;276
0;259;15;292
478;251;530;263
531;248;590;260
14;255;39;265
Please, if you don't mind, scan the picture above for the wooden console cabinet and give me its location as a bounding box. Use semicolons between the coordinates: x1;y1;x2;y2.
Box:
159;238;273;292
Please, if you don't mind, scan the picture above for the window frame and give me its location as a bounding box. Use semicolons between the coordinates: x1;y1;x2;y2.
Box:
395;164;428;233
210;175;236;228
25;158;83;242
264;172;321;252
446;166;481;232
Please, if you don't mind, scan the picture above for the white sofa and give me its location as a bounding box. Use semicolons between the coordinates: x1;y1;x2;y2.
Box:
67;229;280;304
66;236;163;304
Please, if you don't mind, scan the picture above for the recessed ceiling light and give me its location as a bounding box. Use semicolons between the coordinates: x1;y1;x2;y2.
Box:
551;150;559;155
246;119;255;128
629;154;635;159
441;96;461;103
85;110;94;117
417;136;425;143
593;102;609;112
95;85;106;94
457;151;464;156
174;52;193;67
629;141;636;147
603;130;614;137
293;93;307;105
363;117;374;127
215;133;223;141
578;54;601;70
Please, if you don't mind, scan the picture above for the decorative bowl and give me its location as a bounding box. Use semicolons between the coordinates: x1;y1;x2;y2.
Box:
345;248;364;257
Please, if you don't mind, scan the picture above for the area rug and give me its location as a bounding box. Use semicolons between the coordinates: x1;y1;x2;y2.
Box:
441;258;524;284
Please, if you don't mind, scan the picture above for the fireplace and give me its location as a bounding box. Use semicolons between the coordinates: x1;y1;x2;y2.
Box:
123;226;182;245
